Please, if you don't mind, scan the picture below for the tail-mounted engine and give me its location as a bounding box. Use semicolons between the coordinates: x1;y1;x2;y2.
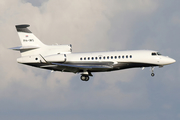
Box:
17;54;66;64
44;54;66;63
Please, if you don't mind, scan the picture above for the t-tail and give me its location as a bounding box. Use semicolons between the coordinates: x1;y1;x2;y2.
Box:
11;24;72;58
10;24;46;56
16;24;45;47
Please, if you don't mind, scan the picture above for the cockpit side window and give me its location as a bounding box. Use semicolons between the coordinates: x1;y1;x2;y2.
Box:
152;52;157;56
157;52;162;55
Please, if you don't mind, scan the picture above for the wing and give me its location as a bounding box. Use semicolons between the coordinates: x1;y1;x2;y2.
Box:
52;62;113;69
39;54;113;73
40;62;113;73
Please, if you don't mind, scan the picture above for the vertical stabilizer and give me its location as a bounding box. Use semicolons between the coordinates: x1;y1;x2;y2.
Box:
16;24;45;47
11;24;71;57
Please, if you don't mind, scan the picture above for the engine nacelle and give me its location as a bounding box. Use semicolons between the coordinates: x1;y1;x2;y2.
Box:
44;54;66;62
17;55;41;63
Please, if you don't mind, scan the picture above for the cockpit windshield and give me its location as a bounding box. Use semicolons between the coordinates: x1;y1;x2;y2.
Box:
152;52;156;55
151;52;162;56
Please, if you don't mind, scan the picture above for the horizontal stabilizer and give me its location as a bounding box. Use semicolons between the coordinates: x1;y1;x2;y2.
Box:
10;46;39;51
52;63;112;69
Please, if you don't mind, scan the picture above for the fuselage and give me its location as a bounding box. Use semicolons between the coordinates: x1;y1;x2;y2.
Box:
19;50;176;73
61;50;175;72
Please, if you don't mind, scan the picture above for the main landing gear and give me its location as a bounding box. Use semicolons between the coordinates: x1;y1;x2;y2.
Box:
80;71;92;81
151;67;155;77
80;75;89;81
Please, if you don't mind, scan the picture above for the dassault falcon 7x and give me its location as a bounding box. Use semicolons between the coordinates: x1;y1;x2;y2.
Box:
11;24;176;81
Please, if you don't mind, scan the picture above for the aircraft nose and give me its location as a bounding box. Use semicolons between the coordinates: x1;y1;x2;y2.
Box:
171;58;176;63
168;58;176;64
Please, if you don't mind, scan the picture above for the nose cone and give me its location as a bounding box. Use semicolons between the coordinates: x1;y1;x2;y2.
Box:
167;58;176;64
171;58;176;63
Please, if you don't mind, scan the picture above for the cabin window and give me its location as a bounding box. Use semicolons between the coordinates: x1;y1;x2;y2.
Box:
84;57;86;60
130;55;132;58
103;56;106;59
80;58;82;60
35;58;38;60
126;55;128;58
88;57;90;60
115;56;117;59
122;56;124;58
95;57;98;60
118;56;121;59
111;56;113;59
107;56;109;59
92;57;94;60
99;57;101;60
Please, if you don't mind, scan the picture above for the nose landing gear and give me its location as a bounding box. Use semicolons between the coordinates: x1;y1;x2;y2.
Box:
151;67;155;77
151;73;155;77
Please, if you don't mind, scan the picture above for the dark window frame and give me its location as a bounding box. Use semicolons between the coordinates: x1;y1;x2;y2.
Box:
152;53;156;56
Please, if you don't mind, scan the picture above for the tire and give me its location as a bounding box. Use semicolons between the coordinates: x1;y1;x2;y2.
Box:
85;76;89;81
81;75;86;81
81;75;90;81
151;73;155;77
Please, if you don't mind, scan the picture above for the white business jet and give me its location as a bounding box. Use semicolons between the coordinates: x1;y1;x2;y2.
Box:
11;24;176;81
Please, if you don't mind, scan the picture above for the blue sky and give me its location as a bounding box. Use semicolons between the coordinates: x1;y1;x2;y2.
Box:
0;0;180;120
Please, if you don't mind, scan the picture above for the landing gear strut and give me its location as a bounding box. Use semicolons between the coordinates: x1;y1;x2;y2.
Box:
151;67;155;77
80;75;89;81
